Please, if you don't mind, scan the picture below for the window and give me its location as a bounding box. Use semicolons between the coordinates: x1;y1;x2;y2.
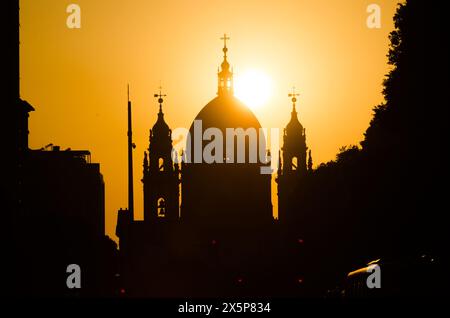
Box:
292;157;298;171
157;198;166;217
159;158;164;171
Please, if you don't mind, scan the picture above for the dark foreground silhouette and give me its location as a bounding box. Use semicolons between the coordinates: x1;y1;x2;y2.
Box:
5;0;449;298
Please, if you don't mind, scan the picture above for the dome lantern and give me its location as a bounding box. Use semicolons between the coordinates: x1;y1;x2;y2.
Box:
217;34;234;96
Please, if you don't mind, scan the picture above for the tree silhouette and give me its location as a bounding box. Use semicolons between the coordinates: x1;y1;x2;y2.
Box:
360;0;450;254
294;0;450;292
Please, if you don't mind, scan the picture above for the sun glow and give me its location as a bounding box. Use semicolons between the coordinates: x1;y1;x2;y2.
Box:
235;69;273;110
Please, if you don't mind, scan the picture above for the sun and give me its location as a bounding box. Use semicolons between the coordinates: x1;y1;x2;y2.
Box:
235;69;273;110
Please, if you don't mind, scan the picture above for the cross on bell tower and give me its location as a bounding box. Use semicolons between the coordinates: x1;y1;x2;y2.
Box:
154;86;167;114
288;87;300;114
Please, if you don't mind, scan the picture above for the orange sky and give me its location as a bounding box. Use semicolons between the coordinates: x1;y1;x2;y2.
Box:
20;0;399;241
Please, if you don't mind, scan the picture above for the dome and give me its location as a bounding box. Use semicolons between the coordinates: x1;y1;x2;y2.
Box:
180;36;273;227
186;94;266;164
182;94;273;226
190;95;262;132
185;94;266;166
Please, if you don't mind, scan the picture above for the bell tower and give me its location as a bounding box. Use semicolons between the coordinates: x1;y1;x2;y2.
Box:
282;88;307;176
277;88;310;224
142;88;180;222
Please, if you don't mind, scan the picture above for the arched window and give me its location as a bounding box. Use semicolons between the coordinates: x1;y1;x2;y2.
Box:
157;198;166;217
159;158;164;171
292;157;298;171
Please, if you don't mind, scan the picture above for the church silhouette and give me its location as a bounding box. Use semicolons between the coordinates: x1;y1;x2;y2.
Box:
116;36;313;297
11;0;446;299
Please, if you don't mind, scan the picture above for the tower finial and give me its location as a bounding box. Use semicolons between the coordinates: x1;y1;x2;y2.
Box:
288;86;300;113
217;34;233;96
220;33;230;57
154;84;167;114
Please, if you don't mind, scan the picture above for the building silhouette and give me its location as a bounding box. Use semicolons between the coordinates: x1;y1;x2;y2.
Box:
7;1;117;297
8;0;448;298
116;37;311;297
7;0;314;295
